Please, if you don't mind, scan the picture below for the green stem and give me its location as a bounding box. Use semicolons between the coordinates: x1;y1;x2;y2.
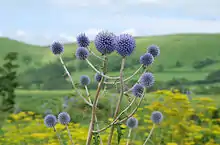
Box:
86;56;107;145
105;65;143;84
85;86;103;145
59;56;92;107
107;57;126;145
86;59;119;80
143;124;155;145
66;124;74;145
126;128;132;145
53;126;64;145
87;47;105;61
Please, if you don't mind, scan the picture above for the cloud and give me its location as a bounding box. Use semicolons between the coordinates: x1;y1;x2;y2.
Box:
121;28;137;36
49;0;112;7
16;30;26;37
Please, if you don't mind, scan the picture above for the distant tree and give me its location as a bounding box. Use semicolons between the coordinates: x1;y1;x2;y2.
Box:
22;55;32;65
175;60;183;68
0;52;19;128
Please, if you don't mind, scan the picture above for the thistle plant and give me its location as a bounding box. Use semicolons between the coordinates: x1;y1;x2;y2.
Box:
47;30;163;145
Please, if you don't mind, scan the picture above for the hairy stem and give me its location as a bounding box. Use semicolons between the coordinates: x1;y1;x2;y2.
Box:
107;57;126;145
66;124;74;145
105;65;143;84
126;128;132;145
86;56;107;145
59;56;92;107
93;92;145;133
85;86;103;145
53;127;63;145
143;124;155;145
86;59;119;80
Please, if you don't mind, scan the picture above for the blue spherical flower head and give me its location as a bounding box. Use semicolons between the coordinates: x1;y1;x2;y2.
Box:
140;53;154;66
50;41;64;55
147;45;160;57
80;75;90;86
58;112;70;125
94;73;102;82
76;33;90;47
132;84;144;97
151;111;163;124
94;31;117;55
126;117;138;129
116;34;136;57
140;72;154;88
75;47;89;60
44;114;57;128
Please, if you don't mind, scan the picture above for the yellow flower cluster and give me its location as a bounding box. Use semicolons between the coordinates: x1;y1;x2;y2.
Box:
0;90;219;145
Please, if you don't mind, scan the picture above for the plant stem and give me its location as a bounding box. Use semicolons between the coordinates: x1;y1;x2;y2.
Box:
86;59;119;80
107;57;126;145
85;86;103;145
93;92;145;133
105;65;143;84
143;124;155;145
66;124;74;145
59;56;92;107
86;56;107;145
53;126;63;145
126;128;132;145
87;47;105;61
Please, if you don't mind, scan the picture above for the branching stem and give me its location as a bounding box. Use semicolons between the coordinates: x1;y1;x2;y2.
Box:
59;56;92;107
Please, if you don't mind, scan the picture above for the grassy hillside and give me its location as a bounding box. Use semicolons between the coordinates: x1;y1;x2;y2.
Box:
1;33;220;89
0;37;54;72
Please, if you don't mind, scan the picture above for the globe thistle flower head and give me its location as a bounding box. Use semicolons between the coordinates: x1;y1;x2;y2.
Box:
94;31;117;55
140;72;154;88
44;114;57;128
58;112;71;125
116;34;136;57
147;45;160;57
50;41;64;55
80;75;90;86
132;84;144;97
75;47;89;60
76;33;90;47
151;111;163;124
126;117;138;129
140;53;154;66
94;73;102;82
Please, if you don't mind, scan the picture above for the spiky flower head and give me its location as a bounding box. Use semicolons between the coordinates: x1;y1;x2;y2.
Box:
50;41;64;55
44;114;57;128
75;47;89;60
94;73;102;82
116;34;136;57
140;72;154;88
151;111;163;124
132;84;144;97
80;75;90;86
76;33;90;47
147;45;160;57
94;31;117;55
58;112;70;125
140;53;154;66
126;117;138;129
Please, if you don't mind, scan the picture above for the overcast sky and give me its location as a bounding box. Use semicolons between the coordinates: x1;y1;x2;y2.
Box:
1;0;220;45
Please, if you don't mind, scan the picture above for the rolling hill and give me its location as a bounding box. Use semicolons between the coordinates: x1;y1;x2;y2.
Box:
1;33;220;89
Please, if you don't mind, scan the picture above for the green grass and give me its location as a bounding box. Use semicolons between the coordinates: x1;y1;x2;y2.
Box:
1;33;220;74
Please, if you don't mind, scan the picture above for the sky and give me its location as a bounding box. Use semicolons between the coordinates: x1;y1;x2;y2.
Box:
1;0;220;45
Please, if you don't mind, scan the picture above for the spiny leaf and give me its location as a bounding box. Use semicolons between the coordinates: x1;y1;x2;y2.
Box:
93;133;100;145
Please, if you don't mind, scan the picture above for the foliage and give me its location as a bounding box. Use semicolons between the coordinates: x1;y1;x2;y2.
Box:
1;90;219;144
193;58;217;69
0;52;19;128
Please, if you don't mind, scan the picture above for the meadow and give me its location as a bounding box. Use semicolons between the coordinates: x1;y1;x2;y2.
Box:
0;33;220;144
